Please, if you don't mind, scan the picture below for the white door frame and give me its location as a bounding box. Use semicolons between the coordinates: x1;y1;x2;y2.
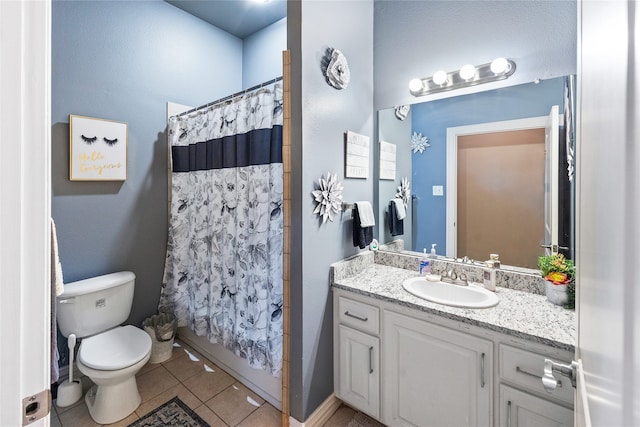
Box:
445;116;549;258
0;0;52;425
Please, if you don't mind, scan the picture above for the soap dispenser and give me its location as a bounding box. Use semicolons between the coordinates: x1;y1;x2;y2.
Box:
483;260;497;292
419;249;430;276
430;243;437;259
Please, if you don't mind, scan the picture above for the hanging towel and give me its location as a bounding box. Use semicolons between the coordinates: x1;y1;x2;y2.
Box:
391;198;406;220
388;200;404;236
352;204;374;249
51;218;64;384
355;201;375;227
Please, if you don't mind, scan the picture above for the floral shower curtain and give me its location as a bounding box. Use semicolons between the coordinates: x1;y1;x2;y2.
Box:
160;84;283;376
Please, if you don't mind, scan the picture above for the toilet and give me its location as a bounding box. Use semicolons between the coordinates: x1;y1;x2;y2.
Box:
56;271;152;424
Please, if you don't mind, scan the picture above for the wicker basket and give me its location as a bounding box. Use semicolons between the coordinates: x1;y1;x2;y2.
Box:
143;312;177;364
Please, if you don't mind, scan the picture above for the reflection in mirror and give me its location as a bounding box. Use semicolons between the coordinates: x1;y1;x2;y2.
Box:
376;76;575;270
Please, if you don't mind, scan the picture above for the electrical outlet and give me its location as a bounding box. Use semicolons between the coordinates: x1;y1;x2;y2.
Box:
432;185;444;196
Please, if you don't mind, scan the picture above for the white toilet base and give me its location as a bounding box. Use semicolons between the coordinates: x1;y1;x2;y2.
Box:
77;351;150;424
85;380;140;425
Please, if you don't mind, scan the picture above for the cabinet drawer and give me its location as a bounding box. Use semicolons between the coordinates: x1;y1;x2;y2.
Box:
500;344;573;405
338;296;379;335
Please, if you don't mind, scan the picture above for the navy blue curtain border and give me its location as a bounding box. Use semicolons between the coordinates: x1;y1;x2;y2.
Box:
172;126;282;172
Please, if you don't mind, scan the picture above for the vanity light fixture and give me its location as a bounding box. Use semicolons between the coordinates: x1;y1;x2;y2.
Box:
409;57;516;97
459;64;476;81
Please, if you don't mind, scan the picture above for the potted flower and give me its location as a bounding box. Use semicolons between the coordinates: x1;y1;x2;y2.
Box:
538;253;575;308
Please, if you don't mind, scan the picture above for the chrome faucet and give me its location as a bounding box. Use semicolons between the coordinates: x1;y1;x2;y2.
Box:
441;269;469;286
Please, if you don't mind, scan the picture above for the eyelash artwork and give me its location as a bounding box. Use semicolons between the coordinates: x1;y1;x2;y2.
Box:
81;135;97;145
103;137;119;146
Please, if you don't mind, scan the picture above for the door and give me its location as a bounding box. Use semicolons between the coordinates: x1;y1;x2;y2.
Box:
572;0;636;425
543;105;560;255
337;325;380;419
499;385;573;427
383;311;492;427
0;0;52;425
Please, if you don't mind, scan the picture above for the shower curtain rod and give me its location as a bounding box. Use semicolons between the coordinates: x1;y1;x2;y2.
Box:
176;76;283;118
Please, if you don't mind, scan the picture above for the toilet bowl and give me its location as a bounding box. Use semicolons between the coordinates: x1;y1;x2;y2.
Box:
77;325;152;424
56;271;153;424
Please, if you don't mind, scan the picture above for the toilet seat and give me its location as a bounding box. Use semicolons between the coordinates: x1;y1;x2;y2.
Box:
79;325;151;370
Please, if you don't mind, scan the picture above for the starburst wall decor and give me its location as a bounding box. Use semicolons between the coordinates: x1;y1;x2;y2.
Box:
395;177;411;208
312;172;344;224
411;131;430;154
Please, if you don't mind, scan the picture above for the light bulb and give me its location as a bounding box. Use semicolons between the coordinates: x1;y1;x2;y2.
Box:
490;57;509;74
409;78;424;93
432;70;448;86
459;64;476;80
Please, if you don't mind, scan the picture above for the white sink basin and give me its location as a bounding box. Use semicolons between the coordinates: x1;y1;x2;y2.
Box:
402;277;499;309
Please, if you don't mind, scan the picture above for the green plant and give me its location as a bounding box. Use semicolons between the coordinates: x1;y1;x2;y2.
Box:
538;253;576;309
538;253;575;284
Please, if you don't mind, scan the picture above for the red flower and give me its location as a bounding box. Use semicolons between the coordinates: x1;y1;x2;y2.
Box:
544;272;570;285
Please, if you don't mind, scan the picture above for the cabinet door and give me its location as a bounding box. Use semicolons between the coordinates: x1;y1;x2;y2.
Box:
500;385;573;427
337;325;380;418
383;311;492;427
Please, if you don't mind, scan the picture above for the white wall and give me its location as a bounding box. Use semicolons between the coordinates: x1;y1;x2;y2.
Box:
374;0;577;110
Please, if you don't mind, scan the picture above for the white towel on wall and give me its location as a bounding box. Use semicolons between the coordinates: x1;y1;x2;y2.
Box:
355;201;375;227
392;198;406;220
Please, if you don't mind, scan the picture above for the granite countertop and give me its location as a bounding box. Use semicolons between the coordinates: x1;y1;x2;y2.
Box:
333;263;576;352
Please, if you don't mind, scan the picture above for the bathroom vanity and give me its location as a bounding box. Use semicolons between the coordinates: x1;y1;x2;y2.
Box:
331;252;575;427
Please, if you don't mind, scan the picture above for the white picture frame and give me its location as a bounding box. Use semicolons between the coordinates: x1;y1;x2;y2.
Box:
69;114;128;181
379;140;397;180
345;130;370;179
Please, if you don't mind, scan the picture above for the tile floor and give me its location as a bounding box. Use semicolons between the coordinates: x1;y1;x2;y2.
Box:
51;338;379;427
51;339;282;427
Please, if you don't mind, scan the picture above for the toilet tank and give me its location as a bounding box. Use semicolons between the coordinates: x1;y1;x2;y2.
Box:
56;271;136;338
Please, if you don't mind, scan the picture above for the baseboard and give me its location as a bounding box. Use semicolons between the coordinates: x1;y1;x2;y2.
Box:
289;393;342;427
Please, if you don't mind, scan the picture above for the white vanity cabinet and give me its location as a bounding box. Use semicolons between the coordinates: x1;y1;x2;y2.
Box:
382;310;493;427
333;288;574;427
497;344;574;426
334;295;380;418
499;385;573;427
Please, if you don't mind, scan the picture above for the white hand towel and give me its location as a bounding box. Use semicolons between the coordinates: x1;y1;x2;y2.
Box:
355;201;375;227
392;198;406;220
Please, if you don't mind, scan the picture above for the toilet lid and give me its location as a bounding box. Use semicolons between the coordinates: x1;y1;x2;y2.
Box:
79;325;152;370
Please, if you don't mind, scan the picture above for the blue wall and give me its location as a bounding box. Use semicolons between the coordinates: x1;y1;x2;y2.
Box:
243;18;287;88
411;77;566;254
288;0;374;420
51;0;283;335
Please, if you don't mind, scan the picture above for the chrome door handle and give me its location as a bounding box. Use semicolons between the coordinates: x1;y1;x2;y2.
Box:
480;353;485;388
543;358;577;392
516;366;562;387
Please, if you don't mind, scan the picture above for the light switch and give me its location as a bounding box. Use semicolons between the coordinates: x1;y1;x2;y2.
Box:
432;185;444;196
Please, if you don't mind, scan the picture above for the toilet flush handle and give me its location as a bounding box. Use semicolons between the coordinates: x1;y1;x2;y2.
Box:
58;297;75;304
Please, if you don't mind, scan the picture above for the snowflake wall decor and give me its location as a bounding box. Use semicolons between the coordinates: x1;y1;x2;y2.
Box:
312;172;344;224
411;132;430;154
395;177;411;208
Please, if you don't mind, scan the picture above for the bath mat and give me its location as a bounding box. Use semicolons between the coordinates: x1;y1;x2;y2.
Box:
346;411;385;427
127;397;210;427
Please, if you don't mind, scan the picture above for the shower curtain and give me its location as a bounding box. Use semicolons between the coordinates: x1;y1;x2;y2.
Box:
160;84;283;376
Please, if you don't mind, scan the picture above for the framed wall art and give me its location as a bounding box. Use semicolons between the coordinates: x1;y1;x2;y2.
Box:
345;130;370;179
69;114;128;181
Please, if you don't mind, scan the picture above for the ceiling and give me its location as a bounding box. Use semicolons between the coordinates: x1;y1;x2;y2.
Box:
166;0;287;39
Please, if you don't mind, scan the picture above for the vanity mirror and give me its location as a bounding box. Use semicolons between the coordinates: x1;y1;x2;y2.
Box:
376;76;575;271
